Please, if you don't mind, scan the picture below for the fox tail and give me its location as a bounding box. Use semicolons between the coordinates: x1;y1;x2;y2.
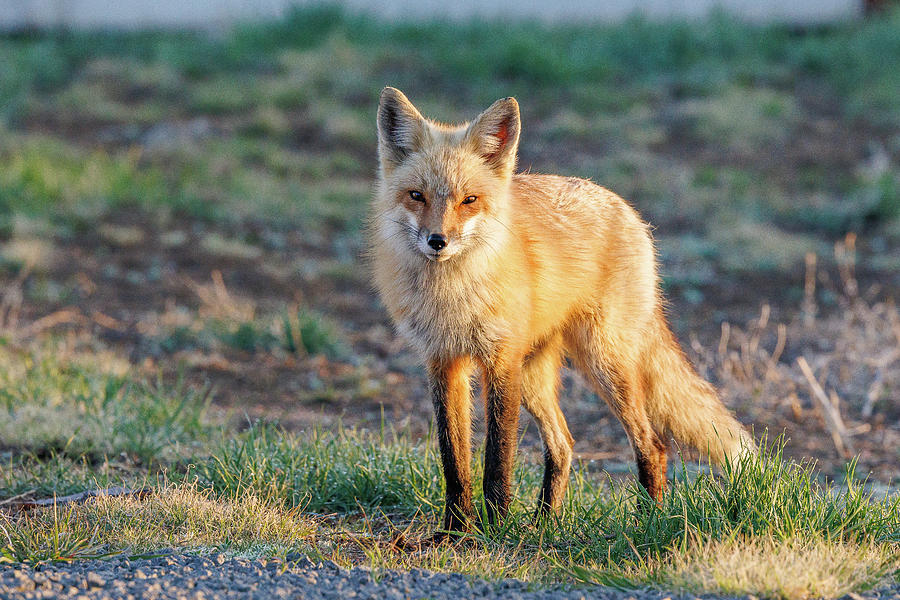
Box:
644;317;755;466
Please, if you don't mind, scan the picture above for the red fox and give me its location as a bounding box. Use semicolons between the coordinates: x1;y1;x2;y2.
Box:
370;87;754;533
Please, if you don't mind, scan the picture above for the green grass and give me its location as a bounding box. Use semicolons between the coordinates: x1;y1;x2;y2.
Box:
199;425;900;544
150;306;347;357
197;424;443;513
1;500;109;564
0;343;213;464
186;429;900;597
3;416;898;597
0;341;896;596
282;309;347;359
2;7;900;255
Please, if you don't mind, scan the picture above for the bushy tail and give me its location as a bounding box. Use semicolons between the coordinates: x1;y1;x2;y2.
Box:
644;320;755;466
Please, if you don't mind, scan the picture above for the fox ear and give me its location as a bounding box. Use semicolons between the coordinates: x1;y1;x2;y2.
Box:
377;87;426;171
465;97;520;176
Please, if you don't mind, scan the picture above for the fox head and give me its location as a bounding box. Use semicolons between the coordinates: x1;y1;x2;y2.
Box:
374;87;520;263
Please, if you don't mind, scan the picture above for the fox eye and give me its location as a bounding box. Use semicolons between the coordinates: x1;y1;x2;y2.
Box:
409;190;425;202
462;195;477;205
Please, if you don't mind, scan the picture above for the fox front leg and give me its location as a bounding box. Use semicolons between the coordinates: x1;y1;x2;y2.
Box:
428;357;476;533
481;358;523;525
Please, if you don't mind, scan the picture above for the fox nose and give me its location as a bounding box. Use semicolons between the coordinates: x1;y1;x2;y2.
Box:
427;233;447;251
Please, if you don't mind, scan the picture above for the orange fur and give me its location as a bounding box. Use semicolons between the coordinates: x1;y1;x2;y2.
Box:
369;87;754;530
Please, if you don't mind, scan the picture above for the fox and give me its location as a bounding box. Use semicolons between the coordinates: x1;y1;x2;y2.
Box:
369;87;754;534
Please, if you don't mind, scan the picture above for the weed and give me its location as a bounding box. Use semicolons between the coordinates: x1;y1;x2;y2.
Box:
282;309;346;358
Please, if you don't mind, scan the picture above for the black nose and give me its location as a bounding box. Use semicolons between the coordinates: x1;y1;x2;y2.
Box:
427;233;447;251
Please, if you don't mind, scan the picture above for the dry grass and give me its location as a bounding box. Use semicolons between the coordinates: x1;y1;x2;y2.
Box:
82;482;317;555
691;235;900;474
661;535;899;600
2;483;318;562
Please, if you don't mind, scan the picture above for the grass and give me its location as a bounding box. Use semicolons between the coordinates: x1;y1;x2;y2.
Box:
282;309;347;359
1;341;897;596
1;483;317;563
2;7;900;275
151;300;347;358
0;453;135;501
660;535;897;599
1;500;108;564
197;424;443;513
0;332;897;596
3;411;898;597
197;425;900;548
0;342;213;464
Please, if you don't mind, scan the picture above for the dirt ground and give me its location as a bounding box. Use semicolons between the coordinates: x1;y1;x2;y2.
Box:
2;16;899;487
4;193;898;485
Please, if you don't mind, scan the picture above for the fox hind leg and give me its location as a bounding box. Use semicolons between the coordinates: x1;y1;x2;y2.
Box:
599;369;667;501
567;322;668;502
521;334;574;515
605;370;668;502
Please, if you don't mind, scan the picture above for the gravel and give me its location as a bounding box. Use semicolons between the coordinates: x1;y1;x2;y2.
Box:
1;553;898;600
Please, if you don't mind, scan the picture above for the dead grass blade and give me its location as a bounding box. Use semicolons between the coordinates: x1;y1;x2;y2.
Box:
797;356;854;458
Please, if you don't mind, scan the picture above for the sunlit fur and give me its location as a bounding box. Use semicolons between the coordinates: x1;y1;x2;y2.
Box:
369;87;754;530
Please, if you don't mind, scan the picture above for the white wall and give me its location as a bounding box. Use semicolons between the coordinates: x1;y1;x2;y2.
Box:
0;0;864;30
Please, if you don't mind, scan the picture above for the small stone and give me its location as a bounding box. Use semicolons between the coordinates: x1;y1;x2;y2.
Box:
86;573;105;588
134;569;148;579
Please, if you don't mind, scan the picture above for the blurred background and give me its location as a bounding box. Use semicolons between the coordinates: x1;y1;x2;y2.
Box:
1;1;899;484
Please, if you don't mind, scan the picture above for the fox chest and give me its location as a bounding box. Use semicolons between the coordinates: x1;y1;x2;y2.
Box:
390;275;507;360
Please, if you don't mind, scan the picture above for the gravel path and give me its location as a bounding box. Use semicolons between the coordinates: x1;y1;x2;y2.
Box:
1;553;897;600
